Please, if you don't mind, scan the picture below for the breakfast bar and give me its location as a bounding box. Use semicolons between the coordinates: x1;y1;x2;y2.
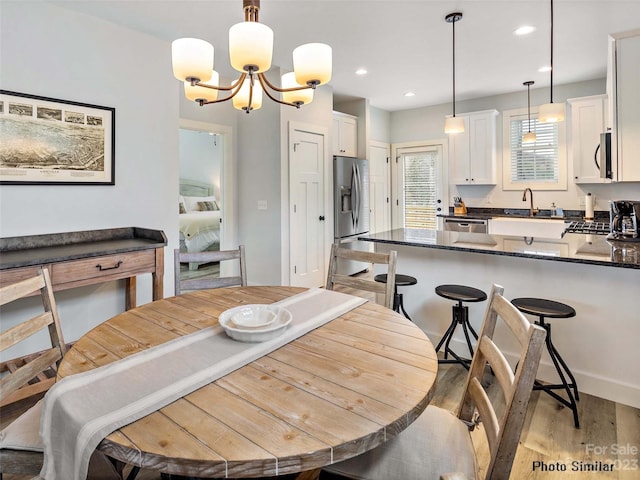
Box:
359;228;640;409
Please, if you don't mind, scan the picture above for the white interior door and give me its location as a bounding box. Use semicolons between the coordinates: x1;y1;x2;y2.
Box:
289;126;326;287
393;143;447;230
369;141;391;234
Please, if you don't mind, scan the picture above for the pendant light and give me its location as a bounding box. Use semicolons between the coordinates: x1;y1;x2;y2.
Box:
444;12;464;134
538;0;565;122
523;81;537;143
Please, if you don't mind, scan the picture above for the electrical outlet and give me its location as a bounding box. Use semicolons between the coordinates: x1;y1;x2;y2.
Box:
579;196;586;207
257;200;267;210
486;194;492;204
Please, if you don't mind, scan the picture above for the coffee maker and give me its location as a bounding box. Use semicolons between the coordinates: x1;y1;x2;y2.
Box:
609;200;640;241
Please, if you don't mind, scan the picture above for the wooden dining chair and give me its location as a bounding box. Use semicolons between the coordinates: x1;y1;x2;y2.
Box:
0;268;66;478
323;284;546;480
0;269;133;480
325;243;397;309
174;245;247;295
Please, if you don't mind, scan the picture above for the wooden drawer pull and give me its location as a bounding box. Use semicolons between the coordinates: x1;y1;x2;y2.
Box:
96;260;123;271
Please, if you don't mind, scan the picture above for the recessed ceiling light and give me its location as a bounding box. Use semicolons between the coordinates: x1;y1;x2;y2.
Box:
404;92;415;97
514;25;536;36
355;68;368;75
538;65;552;73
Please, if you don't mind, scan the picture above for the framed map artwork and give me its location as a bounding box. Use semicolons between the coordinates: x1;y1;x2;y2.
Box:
0;90;115;185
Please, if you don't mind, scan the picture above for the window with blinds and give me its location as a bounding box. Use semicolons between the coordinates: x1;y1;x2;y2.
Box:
510;117;559;182
402;151;437;229
502;107;567;191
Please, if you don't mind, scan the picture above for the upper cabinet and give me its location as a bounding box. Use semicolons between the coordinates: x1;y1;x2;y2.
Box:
608;29;640;182
568;94;609;184
449;110;498;185
332;111;358;157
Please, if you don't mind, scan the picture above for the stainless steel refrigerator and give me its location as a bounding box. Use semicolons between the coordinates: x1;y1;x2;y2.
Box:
333;156;371;275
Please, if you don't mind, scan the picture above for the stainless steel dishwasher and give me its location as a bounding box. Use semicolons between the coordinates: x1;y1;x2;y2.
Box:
442;217;488;233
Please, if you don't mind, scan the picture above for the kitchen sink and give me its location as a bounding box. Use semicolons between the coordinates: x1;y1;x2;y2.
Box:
490;216;567;238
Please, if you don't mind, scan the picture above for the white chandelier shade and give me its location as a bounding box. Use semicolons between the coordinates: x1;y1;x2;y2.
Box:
229;21;274;73
281;72;314;105
171;38;214;82
170;0;331;113
232;75;263;112
293;43;333;87
184;70;220;102
523;131;537;143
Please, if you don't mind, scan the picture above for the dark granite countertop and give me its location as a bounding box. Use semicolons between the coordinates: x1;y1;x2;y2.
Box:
0;227;167;270
358;228;640;269
438;207;609;223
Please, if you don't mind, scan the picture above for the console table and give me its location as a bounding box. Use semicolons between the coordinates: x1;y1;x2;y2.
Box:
0;227;167;310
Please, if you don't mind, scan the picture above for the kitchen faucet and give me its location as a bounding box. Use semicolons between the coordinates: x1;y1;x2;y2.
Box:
522;188;539;217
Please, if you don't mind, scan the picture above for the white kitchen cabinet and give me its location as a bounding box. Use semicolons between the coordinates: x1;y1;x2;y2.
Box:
448;109;498;185
332;112;358;157
568;94;609;184
608;29;640;182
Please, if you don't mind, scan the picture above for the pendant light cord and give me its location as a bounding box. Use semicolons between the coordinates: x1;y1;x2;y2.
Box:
452;17;456;117
527;84;532;132
549;0;554;103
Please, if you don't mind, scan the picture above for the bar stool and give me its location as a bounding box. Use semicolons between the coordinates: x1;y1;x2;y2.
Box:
374;273;417;320
434;284;487;368
511;297;580;429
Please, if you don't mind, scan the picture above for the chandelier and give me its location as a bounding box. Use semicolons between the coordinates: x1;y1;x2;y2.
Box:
171;0;332;113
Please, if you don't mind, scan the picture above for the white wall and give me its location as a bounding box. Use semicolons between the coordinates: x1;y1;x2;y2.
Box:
369;106;391;144
391;79;640;213
0;1;179;356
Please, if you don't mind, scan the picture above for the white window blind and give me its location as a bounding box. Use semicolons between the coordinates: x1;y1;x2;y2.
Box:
402;151;437;229
510;116;559;183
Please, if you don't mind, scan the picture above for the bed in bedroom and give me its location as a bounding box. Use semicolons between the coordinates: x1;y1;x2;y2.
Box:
179;178;221;270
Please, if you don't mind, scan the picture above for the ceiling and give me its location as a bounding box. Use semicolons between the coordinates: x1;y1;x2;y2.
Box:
50;0;640;112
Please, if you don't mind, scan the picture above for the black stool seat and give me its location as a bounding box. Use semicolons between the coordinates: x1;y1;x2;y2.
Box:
511;298;576;318
373;274;417;320
435;284;487;303
434;284;487;369
512;297;580;429
374;274;417;287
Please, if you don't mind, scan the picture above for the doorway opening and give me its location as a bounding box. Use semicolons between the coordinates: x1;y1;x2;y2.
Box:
178;119;236;282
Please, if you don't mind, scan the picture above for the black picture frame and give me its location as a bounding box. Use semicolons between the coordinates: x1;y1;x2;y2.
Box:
0;90;115;185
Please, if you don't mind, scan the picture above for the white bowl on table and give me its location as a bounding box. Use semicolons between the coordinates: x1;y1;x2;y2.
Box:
218;304;292;342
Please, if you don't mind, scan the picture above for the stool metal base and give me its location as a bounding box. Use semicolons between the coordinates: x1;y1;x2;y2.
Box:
435;302;478;369
392;292;412;321
535;319;580;429
374;274;415;321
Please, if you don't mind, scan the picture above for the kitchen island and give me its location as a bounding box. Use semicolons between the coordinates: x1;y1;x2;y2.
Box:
359;228;639;408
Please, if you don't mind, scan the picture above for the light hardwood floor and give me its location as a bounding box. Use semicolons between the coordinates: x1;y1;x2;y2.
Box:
3;278;638;480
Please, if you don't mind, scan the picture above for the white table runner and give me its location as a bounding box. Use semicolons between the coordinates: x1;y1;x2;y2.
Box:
39;288;366;480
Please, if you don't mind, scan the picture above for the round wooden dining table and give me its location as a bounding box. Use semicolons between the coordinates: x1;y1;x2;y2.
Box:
57;286;438;479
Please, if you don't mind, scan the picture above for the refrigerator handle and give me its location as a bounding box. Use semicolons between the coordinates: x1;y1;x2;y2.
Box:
350;164;357;227
354;164;361;228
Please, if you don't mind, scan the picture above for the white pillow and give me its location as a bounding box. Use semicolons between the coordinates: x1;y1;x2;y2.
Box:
183;195;218;212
